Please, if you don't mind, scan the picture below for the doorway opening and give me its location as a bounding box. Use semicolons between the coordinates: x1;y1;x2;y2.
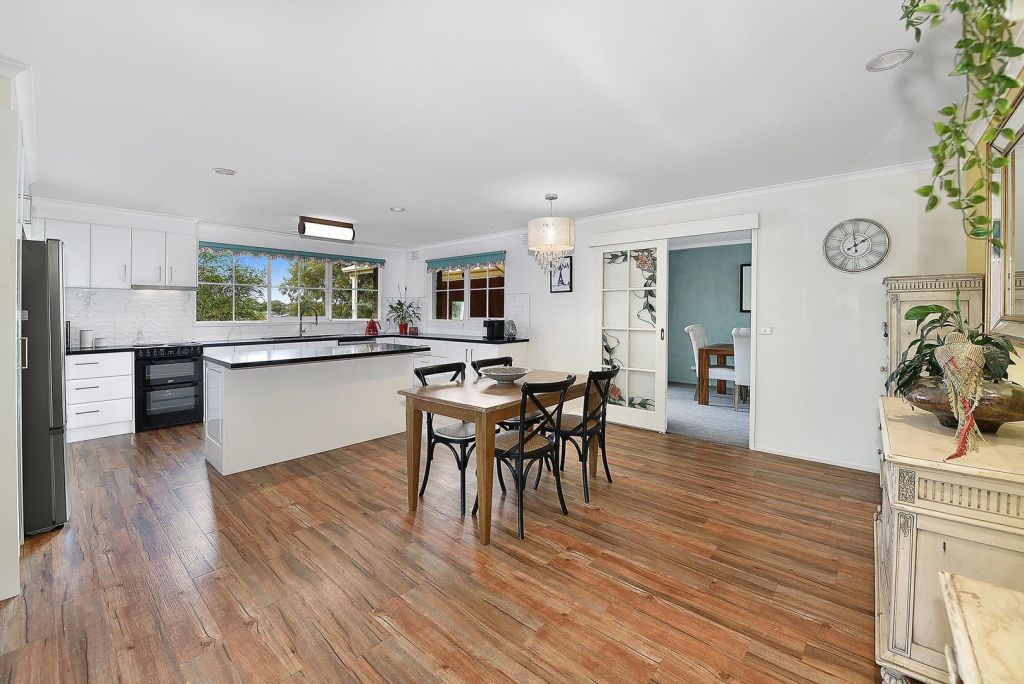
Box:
665;235;752;447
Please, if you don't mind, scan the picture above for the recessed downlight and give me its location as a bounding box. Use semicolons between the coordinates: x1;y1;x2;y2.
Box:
865;49;913;72
212;167;237;176
389;206;406;212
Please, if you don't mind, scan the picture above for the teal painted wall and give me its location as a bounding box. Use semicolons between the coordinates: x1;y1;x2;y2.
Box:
668;243;752;384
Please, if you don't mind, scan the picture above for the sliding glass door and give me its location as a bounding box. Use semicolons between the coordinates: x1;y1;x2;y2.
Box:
600;239;667;431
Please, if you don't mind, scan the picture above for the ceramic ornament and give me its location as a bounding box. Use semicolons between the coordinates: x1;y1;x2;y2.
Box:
934;332;987;459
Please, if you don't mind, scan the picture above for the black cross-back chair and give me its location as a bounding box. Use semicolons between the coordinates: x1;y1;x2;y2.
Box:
471;356;545;432
414;361;479;515
472;374;576;540
553;367;619;503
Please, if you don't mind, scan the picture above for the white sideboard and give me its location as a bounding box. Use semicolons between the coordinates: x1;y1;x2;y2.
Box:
875;397;1024;684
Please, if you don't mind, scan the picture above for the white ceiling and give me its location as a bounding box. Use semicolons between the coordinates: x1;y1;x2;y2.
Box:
1;1;961;247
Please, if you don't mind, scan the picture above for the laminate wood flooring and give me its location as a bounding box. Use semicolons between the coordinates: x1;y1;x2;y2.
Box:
0;424;882;683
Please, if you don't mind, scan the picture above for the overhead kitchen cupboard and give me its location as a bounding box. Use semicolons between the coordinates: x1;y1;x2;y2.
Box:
131;229;198;288
42;219;91;288
90;225;132;289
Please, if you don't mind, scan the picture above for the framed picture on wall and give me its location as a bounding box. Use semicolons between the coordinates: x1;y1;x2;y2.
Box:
550;256;573;293
739;263;752;313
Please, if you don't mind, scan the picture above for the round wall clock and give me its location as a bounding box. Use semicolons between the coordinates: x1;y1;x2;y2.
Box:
822;218;890;273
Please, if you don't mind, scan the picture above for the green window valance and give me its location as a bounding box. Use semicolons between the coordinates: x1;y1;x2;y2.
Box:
198;241;385;268
425;250;505;273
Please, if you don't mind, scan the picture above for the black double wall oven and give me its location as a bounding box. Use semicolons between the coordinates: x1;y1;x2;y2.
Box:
135;345;204;431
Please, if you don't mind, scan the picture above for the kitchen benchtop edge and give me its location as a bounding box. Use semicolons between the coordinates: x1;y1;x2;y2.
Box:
202;342;431;369
66;332;529;355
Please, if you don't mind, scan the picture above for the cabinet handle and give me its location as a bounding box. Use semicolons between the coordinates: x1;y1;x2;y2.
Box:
169;266;173;284
74;385;100;390
20;337;28;369
74;409;100;415
158;266;163;283
122;264;127;281
74;361;99;366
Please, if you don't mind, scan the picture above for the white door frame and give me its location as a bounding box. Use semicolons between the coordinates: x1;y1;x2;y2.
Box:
589;213;759;446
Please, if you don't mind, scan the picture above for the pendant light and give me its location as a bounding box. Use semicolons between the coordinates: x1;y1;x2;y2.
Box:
527;193;576;273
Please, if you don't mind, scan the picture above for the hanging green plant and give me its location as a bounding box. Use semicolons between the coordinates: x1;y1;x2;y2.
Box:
902;0;1024;246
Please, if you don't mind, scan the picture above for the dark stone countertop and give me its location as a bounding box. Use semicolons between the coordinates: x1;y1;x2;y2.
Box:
202;342;431;369
66;331;527;355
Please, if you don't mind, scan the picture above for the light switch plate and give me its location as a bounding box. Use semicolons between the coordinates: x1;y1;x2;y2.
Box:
758;327;773;335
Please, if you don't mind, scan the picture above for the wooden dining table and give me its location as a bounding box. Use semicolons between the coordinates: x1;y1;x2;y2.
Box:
697;342;734;405
398;369;598;545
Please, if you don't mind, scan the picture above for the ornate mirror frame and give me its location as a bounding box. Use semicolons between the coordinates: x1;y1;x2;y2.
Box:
987;87;1024;342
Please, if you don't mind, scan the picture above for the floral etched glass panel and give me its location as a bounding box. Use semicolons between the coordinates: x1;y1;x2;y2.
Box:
629;371;656;411
629;290;656;328
629;248;657;288
603;251;628;289
608;371;627;406
628;330;656;371
602;329;627;369
602;290;627;329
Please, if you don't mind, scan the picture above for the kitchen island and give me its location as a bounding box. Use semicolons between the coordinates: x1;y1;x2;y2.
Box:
202;342;428;475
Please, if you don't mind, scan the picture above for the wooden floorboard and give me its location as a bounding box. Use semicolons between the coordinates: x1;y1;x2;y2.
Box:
0;424;882;683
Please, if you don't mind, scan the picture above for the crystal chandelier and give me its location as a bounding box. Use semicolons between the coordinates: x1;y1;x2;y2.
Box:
527;193;575;273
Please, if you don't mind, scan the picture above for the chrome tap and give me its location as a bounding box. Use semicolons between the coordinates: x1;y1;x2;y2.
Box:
299;304;318;337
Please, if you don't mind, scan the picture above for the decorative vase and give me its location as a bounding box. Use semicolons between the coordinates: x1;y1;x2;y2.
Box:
504;319;517;341
398;323;409;335
905;377;1024;433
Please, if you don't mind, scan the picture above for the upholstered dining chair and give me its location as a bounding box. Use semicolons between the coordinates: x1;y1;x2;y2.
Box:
413;362;478;515
684;324;735;401
731;327;751;411
472;375;576;539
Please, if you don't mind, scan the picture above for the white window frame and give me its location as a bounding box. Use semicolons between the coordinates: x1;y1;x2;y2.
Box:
196;253;381;324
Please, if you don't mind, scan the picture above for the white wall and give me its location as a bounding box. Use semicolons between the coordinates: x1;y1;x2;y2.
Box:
0;73;23;599
552;164;963;471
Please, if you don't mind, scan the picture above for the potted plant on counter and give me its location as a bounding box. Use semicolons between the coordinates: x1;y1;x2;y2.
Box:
886;293;1024;433
386;289;421;335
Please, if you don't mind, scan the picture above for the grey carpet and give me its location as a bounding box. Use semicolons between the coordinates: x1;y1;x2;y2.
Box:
667;382;749;448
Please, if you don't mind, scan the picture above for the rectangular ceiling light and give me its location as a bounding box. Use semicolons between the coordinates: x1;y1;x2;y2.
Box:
298;216;356;242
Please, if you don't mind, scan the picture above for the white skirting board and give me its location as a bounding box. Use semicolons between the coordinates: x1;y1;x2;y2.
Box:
202;354;413;475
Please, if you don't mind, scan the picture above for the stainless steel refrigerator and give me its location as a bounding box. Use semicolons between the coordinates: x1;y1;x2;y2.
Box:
20;239;68;535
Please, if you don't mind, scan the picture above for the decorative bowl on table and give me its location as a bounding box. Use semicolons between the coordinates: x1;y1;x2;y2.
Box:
480;367;531;384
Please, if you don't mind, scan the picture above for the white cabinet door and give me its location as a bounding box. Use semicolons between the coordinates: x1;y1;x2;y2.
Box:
44;219;91;288
90;225;132;289
131;229;165;286
165;233;197;287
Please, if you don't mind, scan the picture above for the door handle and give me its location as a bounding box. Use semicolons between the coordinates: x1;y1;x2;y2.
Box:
660;328;665;341
20;337;27;369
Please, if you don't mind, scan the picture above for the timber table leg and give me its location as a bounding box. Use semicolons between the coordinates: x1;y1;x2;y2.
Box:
716;353;727;394
698;350;710;405
474;414;496;544
406;402;422;512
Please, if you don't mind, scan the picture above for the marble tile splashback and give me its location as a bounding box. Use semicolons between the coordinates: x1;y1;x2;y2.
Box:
65;289;531;345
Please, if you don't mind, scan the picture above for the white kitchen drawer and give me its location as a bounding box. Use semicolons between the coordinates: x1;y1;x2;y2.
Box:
66;375;133;405
67;397;133;429
65;352;133;380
